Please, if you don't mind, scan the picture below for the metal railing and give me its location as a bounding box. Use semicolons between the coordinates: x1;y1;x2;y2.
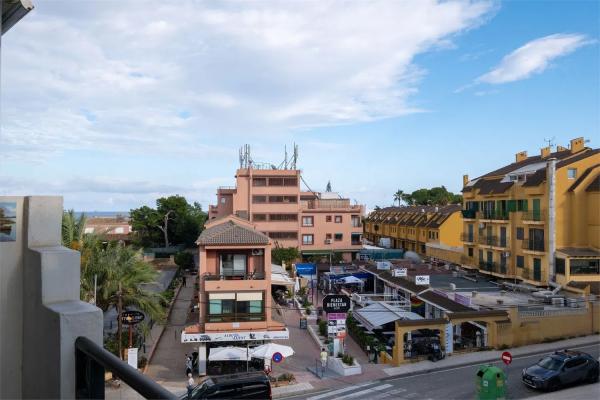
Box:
75;336;176;399
522;238;545;252
478;260;498;272
204;271;266;281
478;235;498;246
478;211;509;221
461;209;477;219
460;233;475;243
521;210;545;222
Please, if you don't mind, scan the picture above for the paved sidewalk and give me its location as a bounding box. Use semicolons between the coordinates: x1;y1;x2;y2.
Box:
529;382;599;400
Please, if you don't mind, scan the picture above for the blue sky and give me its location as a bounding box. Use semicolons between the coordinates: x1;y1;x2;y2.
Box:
1;0;598;212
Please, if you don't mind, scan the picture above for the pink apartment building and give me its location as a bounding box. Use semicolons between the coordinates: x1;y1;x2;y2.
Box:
209;153;365;262
182;215;289;375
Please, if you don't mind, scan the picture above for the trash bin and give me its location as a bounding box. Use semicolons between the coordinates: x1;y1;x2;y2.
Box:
300;317;308;330
476;365;506;400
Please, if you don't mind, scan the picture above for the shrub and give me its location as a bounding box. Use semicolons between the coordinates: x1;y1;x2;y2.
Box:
138;356;148;369
342;354;354;366
318;320;328;337
174;251;194;269
277;373;295;382
305;307;312;315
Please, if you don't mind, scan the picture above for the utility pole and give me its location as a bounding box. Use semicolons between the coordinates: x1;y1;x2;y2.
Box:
117;282;123;360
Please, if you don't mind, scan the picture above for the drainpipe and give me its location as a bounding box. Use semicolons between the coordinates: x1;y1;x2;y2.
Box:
547;158;557;283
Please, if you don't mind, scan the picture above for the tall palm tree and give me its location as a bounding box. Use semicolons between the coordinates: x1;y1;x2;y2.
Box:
62;209;87;250
80;241;165;322
393;190;404;206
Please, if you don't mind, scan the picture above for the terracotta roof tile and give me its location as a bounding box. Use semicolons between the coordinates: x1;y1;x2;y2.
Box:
196;220;269;245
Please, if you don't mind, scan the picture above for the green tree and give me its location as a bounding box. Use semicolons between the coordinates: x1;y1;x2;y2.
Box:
272;247;300;267
62;209;87;250
80;240;165;322
130;196;207;248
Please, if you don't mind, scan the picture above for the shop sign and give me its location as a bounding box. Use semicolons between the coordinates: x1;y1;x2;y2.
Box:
393;268;407;277
323;295;351;313
181;329;290;343
330;266;345;274
121;311;145;325
327;313;347;320
127;347;138;369
376;261;392;270
415;275;430;285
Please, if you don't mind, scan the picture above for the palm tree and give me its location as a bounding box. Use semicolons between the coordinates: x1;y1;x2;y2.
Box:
62;209;87;250
393;190;404;206
80;241;165;322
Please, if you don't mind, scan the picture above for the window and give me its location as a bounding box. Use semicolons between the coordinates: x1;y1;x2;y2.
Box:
516;227;524;240
208;292;264;322
268;177;284;186
325;233;332;240
555;257;566;275
517;200;528;212
220;254;247;276
302;216;314;226
334;215;342;223
253;214;267;222
283;177;298;186
252;178;267;186
468;247;474;257
220;197;227;204
252;195;267;203
334;233;343;241
351;215;361;227
570;259;600;275
268;232;298;239
567;168;577;180
516;255;524;268
268;195;297;203
326;216;332;222
302;234;314;245
351;233;361;245
270;214;298;221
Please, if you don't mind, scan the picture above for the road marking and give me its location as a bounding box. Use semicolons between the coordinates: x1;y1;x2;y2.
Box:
331;384;393;400
388;343;599;382
306;382;373;400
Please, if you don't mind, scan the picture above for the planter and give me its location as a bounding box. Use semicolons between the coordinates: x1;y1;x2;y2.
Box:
273;380;296;387
327;357;362;376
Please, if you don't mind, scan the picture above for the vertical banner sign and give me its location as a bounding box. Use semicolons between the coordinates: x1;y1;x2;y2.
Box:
127;347;138;369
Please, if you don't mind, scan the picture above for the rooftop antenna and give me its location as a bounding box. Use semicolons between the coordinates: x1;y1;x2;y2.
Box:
291;143;298;169
544;137;556;149
284;145;288;169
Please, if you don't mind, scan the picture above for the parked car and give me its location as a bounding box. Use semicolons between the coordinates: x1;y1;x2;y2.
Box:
522;349;599;391
184;372;272;399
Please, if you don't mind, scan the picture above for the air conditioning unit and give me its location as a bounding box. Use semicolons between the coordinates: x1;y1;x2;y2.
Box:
503;251;511;257
324;239;333;244
479;223;485;229
251;249;264;256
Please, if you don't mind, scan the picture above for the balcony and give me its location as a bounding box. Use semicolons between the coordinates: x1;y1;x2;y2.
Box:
478;260;498;273
521;210;545;223
461;232;475;243
203;271;266;280
206;313;266;323
478;235;498;247
478;210;509;221
461;209;477;219
522;238;545;252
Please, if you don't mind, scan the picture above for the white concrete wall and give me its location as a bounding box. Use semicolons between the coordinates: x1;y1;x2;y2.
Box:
0;196;103;399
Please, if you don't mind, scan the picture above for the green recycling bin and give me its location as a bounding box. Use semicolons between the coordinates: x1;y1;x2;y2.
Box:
476;365;506;400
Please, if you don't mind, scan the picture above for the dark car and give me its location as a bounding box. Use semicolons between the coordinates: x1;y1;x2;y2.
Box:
185;372;271;400
522;350;599;391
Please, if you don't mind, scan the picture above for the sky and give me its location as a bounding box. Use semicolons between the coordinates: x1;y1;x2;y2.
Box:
1;0;598;212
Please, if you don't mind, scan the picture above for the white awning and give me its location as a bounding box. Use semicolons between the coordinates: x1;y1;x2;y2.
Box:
353;302;423;331
209;292;235;300
209;346;251;361
237;292;263;301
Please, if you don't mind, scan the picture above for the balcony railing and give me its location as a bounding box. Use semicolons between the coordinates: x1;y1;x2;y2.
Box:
478;210;509;221
522;238;545;252
75;336;176;399
521;210;545;222
461;209;477;219
203;271;266;281
460;233;475;243
207;313;266;323
478;235;498;246
478;260;498;272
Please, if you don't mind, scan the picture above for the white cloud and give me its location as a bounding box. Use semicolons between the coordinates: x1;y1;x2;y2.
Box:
477;33;592;84
1;0;495;162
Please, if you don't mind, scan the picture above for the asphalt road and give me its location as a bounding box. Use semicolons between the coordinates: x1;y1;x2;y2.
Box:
289;343;600;400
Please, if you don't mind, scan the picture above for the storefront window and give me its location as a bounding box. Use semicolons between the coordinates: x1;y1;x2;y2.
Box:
570;259;600;275
208;292;264;322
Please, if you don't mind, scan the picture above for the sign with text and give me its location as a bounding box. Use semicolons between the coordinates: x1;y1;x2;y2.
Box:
121;311;145;325
327;313;347;320
376;261;392;270
181;329;290;343
393;268;407;277
501;351;512;365
295;263;316;276
415;275;430;285
323;295;351;313
127;347;138;369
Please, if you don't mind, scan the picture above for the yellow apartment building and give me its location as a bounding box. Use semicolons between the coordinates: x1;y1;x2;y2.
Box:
461;137;599;292
363;205;462;260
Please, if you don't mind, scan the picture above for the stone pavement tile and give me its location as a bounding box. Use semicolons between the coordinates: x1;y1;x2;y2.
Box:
528;383;599;400
272;382;314;397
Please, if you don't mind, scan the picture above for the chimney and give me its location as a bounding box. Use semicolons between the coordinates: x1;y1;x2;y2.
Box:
515;151;528;163
570;137;585;153
557;145;568;152
541;146;551;159
463;174;469;187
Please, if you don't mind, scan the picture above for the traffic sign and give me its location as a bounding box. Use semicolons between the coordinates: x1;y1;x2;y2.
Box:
501;351;512;365
272;352;284;363
120;310;145;325
322;295;351;313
